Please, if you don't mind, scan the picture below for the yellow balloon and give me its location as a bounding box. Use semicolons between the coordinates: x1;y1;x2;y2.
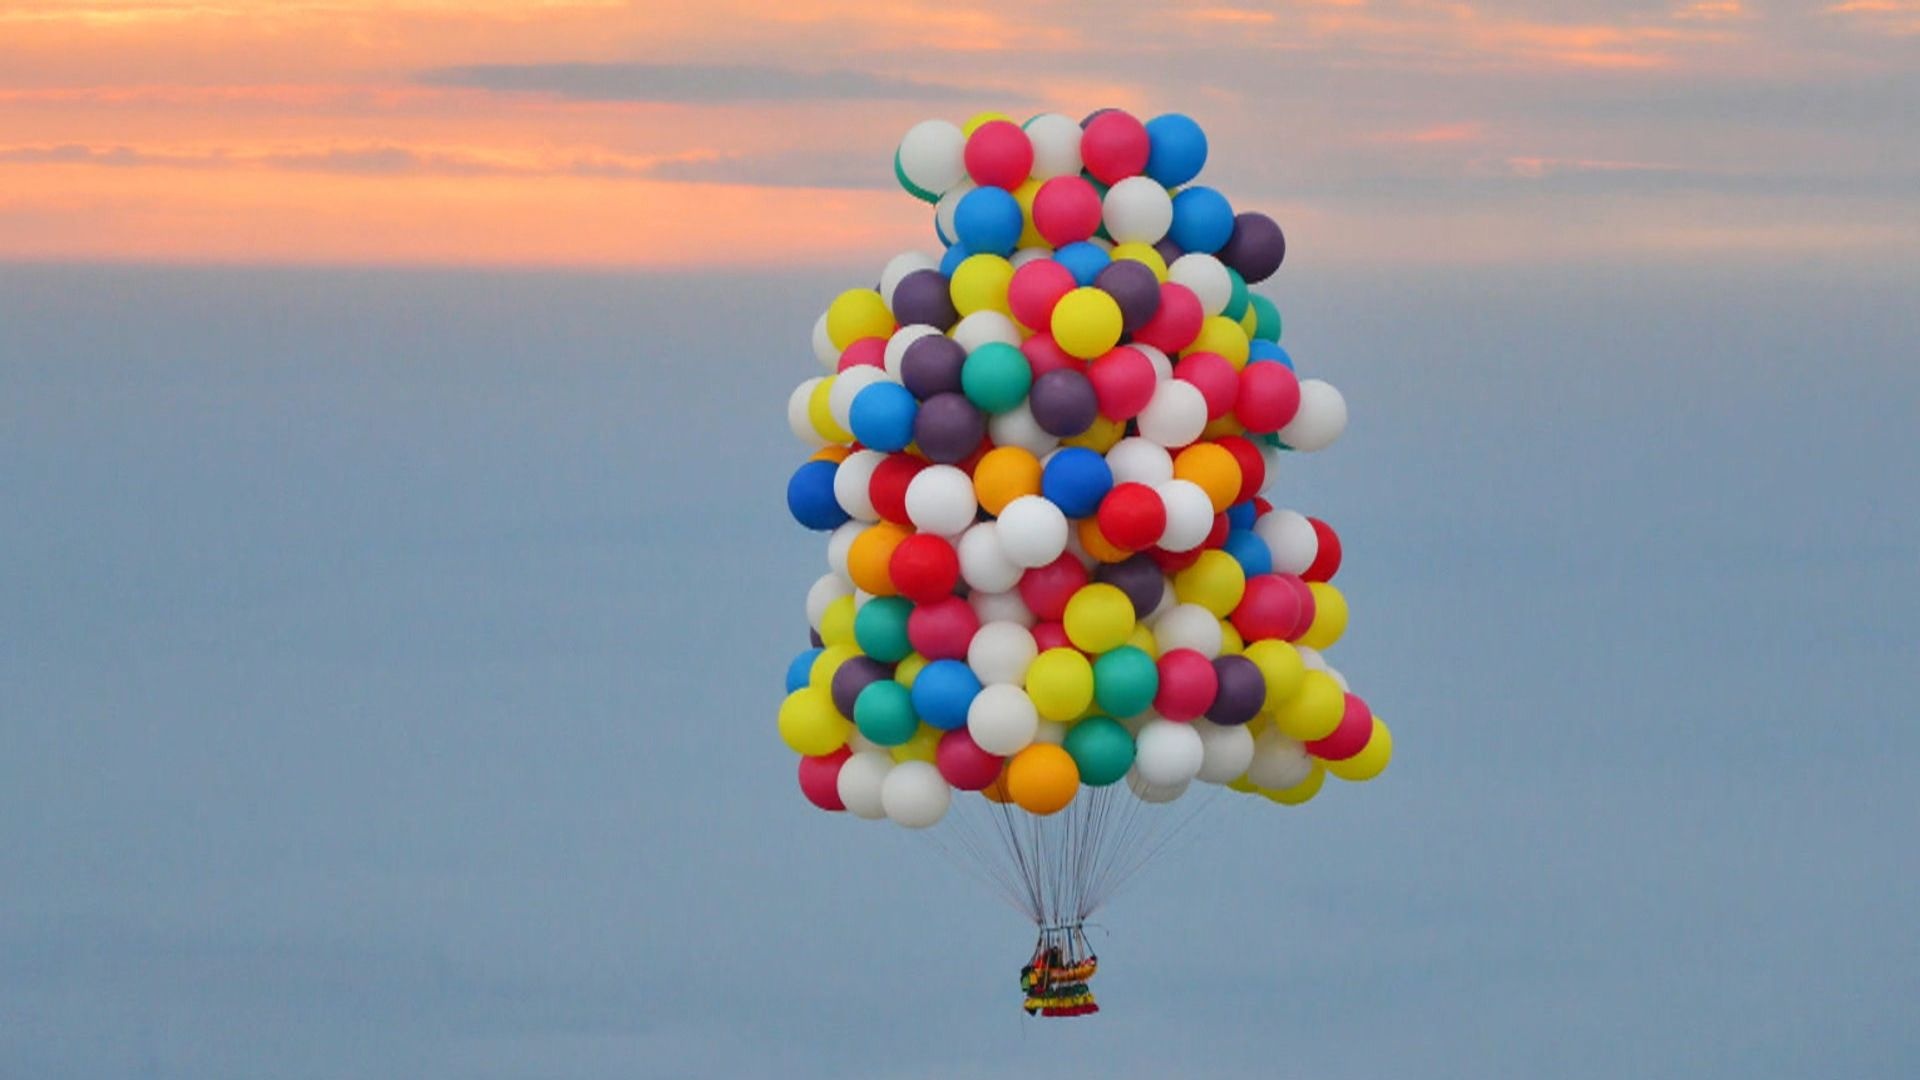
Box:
891;723;944;765
1124;622;1159;657
894;652;929;689
778;686;851;756
1173;549;1246;617
1327;719;1391;782
1243;713;1270;736
1240;304;1259;338
1271;670;1344;741
1218;620;1244;655
809;644;860;687
818;594;857;647
1201;416;1247;441
1264;763;1325;805
1299;582;1349;650
808;376;852;444
825;288;895;352
1227;775;1259;794
1051;287;1123;359
1026;648;1096;722
1183;314;1251;369
1243;639;1305;709
1062;412;1125;453
1109;242;1168;281
1063;583;1135;654
962;111;1014;136
1013;178;1044;251
951;253;1015;317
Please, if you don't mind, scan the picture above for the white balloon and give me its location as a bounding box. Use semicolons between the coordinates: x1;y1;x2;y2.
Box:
1154;479;1215;552
1257;443;1285;494
969;588;1036;628
1126;766;1189;804
826;520;863;579
1137;379;1207;448
1088;236;1114;253
806;573;852;631
968;621;1039;685
1011;246;1052;269
899;119;967;196
935;179;976;246
852;588;876;610
958;521;1023;592
1326;665;1351;693
837;750;894;820
1105;437;1174;487
847;732;882;755
905;464;978;537
811;312;838;370
1146;581;1179;623
1102;176;1174;245
968;683;1040;755
1255;508;1318;575
952;310;1020;352
1247;731;1314;790
1296;644;1328;673
833;449;884;522
883;324;941;381
1277;379;1348;452
827;366;888;431
880;251;939;309
1032;720;1070;746
1135;719;1204;786
882;760;952;828
1154;602;1224;658
1131;343;1173;381
1168;254;1231;316
1118;710;1157;737
996;495;1069;568
788;377;828;448
1024;113;1083;179
1193;719;1256;784
988;401;1059;457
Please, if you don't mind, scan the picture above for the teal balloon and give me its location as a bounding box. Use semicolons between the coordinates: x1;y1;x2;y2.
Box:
1223;268;1250;321
960;342;1033;415
1249;294;1282;343
854;597;914;663
1064;716;1135;787
854;680;918;746
1093;646;1159;717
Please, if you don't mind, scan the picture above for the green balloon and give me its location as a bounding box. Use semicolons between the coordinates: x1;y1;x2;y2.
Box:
854;597;914;663
854;680;918;746
1249;294;1282;343
1093;646;1159;718
960;342;1032;414
1064;716;1135;787
1223;267;1250;322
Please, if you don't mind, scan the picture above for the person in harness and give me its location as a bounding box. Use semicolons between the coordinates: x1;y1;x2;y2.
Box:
1019;929;1099;1017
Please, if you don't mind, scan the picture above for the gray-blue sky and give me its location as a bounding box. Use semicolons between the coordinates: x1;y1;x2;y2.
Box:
1;258;1916;1078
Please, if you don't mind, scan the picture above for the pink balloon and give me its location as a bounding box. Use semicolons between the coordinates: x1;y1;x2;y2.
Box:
1133;282;1204;354
937;729;1005;790
1236;361;1302;433
1009;259;1078;334
1032;176;1102;247
837;337;887;372
1230;574;1304;642
1306;695;1373;761
1081;110;1150;185
908;595;981;660
1282;574;1318;641
965;120;1033;190
1021;332;1081;379
1173;352;1239;420
1088;346;1157;421
1153;648;1218;722
1018;554;1091;621
798;747;852;810
1032;621;1071;652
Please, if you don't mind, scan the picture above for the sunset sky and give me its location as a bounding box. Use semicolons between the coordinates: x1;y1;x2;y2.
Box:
3;0;1915;267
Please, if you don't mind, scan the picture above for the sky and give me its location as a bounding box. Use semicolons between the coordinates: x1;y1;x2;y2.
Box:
3;3;1919;1079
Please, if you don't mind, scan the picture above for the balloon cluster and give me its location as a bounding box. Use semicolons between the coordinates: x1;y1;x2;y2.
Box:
781;109;1391;830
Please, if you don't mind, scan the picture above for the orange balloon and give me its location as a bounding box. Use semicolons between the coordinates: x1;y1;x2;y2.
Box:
1006;743;1080;815
810;445;853;464
980;765;1014;804
846;521;911;595
1077;516;1132;563
973;446;1042;516
1172;442;1243;514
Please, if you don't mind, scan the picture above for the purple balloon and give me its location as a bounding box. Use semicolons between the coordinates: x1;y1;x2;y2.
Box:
913;392;986;463
1080;108;1118;128
832;655;895;718
891;268;959;329
809;628;824;648
1216;212;1286;284
1207;655;1265;726
1152;236;1185;267
900;334;966;400
1095;260;1162;332
1094;553;1165;618
1028;368;1098;438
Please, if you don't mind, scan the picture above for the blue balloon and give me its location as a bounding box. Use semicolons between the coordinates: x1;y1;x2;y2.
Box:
1169;186;1234;254
786;459;849;531
911;659;982;731
1226;500;1257;531
1144;113;1208;187
953;186;1024;257
848;382;918;453
939;242;973;277
1054;241;1111;287
1223;529;1274;578
786;647;824;693
1249;341;1295;369
1040;447;1114;518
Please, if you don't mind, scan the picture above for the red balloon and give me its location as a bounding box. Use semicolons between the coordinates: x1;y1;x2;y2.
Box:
1031;620;1071;652
1204;511;1231;551
868;454;925;525
1133;282;1204;354
1081;110;1150;185
890;534;960;603
1230;573;1304;642
1173;352;1238;420
798;747;852;811
1283;574;1318;640
937;729;1005;790
1087;346;1157;421
1008;259;1077;332
1304;518;1342;582
1096;482;1167;551
1215;435;1266;504
907;595;980;660
964;120;1033;190
837;337;887;372
1252;496;1274;516
1032;176;1103;247
1020;332;1081;379
1153;648;1218;722
1149;545;1203;574
1305;695;1373;761
1018;554;1090;621
1236;361;1302;433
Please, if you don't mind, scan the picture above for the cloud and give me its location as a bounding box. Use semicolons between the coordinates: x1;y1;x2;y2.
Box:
413;61;1014;104
632;149;893;191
